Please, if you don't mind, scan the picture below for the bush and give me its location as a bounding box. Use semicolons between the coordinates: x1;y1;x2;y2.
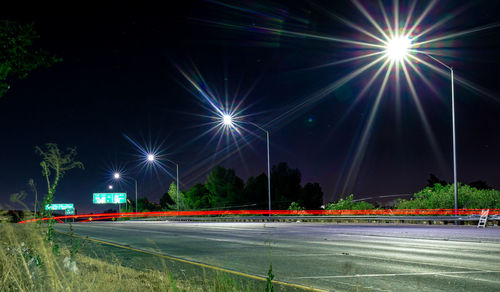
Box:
325;195;375;210
395;183;500;209
287;202;305;211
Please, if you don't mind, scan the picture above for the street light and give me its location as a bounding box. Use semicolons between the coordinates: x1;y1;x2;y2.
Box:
220;113;272;217
383;36;458;215
147;154;180;213
420;53;458;216
222;114;232;126
385;36;411;61
108;185;113;190
113;172;138;214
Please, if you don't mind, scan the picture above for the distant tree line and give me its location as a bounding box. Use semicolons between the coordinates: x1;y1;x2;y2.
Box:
426;173;492;190
396;174;500;209
130;162;324;212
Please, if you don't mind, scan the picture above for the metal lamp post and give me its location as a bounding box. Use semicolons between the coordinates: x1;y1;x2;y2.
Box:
166;159;180;213
113;172;138;214
148;155;180;213
422;53;458;216
249;122;272;217
385;38;459;216
222;114;272;217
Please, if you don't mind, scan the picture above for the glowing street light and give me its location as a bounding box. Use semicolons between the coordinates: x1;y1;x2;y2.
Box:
218;112;272;217
385;36;411;61
147;154;181;213
108;185;113;190
376;19;458;215
113;172;138;214
374;20;458;216
222;114;233;126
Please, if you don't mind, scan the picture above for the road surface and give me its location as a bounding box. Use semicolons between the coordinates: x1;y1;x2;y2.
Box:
55;222;500;291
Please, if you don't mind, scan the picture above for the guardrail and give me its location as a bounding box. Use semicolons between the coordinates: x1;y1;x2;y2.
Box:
159;215;500;225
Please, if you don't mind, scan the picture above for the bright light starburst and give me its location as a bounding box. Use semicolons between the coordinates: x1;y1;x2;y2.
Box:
385;36;412;61
195;0;500;198
222;113;233;126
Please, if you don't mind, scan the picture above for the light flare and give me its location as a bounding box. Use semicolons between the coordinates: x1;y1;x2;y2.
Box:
195;0;500;197
385;36;412;61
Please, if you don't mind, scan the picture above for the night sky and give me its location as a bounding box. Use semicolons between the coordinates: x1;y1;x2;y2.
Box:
1;0;500;213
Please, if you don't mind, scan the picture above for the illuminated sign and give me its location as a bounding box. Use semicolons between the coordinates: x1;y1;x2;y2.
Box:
45;203;74;210
93;193;127;204
65;208;75;215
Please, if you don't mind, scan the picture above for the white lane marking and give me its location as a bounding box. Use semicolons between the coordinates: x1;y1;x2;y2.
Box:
294;270;499;279
301;240;500;269
438;272;500;284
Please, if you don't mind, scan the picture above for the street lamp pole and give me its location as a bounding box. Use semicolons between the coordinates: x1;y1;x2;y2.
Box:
176;163;179;213
423;53;458;216
134;179;138;214
266;130;271;217
249;122;272;217
221;114;272;216
114;172;139;214
163;158;180;213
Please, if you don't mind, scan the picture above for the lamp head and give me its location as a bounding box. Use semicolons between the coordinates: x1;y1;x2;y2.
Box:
222;114;233;126
147;154;155;162
386;36;411;61
113;172;120;179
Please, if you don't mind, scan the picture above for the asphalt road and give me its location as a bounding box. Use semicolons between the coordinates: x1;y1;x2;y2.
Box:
55;222;500;291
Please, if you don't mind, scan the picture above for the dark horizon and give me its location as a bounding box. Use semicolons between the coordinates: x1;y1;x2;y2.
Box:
1;0;500;214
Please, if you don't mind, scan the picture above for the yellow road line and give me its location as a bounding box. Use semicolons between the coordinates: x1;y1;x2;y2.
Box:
55;230;326;292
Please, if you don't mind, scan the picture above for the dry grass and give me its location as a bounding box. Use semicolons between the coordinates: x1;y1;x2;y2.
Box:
0;223;257;292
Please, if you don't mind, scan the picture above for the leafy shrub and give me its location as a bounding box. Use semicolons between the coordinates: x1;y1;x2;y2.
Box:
395;183;500;209
325;194;375;210
287;202;305;211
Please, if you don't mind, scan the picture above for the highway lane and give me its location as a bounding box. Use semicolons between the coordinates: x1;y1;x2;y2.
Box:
55;222;500;291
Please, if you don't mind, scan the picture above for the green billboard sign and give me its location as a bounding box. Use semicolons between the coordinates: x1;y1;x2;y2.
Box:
65;208;75;215
45;203;74;211
93;193;127;204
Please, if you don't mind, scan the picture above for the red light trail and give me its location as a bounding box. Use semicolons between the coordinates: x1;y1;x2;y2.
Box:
18;208;500;224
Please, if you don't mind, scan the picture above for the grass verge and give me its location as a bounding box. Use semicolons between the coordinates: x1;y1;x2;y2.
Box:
1;223;312;291
0;223;262;291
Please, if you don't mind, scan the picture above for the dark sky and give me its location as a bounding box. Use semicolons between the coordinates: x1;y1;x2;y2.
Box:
1;0;500;213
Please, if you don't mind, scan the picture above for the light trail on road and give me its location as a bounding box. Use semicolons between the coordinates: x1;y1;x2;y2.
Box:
19;208;500;223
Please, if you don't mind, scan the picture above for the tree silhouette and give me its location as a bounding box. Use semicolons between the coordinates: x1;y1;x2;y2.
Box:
300;182;324;209
469;180;492;190
271;162;302;209
0;21;61;98
426;173;447;187
185;183;212;209
205;166;244;208
159;191;175;209
242;173;268;208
